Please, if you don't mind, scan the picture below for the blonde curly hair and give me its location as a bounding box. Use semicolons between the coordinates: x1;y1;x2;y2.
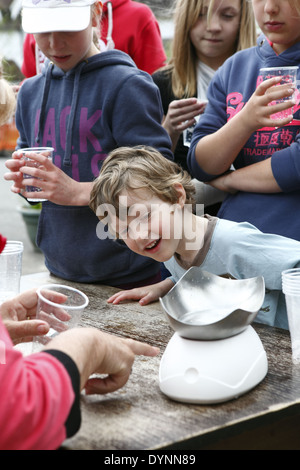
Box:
90;146;196;220
0;66;16;126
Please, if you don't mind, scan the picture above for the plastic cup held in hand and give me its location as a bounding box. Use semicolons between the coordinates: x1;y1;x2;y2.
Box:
260;66;298;120
22;147;54;202
32;284;89;352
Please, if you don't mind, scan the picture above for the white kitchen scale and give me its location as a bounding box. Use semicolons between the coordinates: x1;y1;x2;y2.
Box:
159;327;268;404
158;267;268;404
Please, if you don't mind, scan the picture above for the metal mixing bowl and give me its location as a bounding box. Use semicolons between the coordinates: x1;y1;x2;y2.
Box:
159;267;265;340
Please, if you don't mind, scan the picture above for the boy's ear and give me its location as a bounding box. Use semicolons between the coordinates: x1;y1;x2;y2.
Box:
173;183;186;208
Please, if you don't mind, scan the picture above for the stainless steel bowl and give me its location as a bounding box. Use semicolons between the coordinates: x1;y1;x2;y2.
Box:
159;267;265;340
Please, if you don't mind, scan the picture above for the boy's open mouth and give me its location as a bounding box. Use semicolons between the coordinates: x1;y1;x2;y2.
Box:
145;238;161;250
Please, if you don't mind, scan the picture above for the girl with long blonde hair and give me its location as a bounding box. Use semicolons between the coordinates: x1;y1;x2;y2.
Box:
153;0;256;172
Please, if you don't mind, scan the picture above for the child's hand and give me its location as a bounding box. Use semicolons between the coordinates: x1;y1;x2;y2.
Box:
108;286;160;306
240;76;296;132
107;279;174;306
4;151;26;195
5;150;91;205
163;98;206;148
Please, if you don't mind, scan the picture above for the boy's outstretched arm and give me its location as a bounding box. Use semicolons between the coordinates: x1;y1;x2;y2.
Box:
107;279;174;306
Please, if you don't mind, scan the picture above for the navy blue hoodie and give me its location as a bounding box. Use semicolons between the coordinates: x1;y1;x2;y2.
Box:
188;34;300;241
16;50;173;284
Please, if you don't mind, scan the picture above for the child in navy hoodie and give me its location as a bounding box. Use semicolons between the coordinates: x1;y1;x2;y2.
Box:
5;0;173;287
188;0;300;242
21;0;167;77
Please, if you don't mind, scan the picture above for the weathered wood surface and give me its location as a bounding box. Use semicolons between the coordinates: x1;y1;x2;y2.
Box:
21;273;300;450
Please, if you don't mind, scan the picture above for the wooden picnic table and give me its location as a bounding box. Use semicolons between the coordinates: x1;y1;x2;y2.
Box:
21;272;300;450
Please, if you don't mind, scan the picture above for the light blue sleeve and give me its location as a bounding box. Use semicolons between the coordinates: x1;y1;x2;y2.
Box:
201;219;300;329
204;219;300;290
164;257;185;285
164;220;300;328
193;219;300;329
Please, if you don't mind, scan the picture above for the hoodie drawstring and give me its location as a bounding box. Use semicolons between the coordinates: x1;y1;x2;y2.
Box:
36;60;86;167
106;1;115;50
98;0;115;51
63;61;86;166
35;61;53;146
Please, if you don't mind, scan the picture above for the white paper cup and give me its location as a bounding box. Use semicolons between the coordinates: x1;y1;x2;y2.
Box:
260;66;298;120
32;284;89;352
21;147;54;202
282;268;300;364
0;241;23;304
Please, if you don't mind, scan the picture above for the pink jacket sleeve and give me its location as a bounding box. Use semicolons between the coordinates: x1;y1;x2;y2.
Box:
0;318;80;450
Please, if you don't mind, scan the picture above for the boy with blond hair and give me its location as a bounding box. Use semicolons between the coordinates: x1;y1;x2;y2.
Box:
90;146;300;330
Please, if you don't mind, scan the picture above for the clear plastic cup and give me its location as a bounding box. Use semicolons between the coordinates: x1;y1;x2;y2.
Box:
260;66;298;120
32;284;89;352
21;147;54;202
0;241;23;304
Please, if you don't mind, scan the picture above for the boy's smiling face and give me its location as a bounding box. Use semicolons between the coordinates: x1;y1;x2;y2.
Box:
113;187;186;263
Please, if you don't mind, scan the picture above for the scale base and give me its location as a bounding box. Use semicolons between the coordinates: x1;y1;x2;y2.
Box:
159;326;268;404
